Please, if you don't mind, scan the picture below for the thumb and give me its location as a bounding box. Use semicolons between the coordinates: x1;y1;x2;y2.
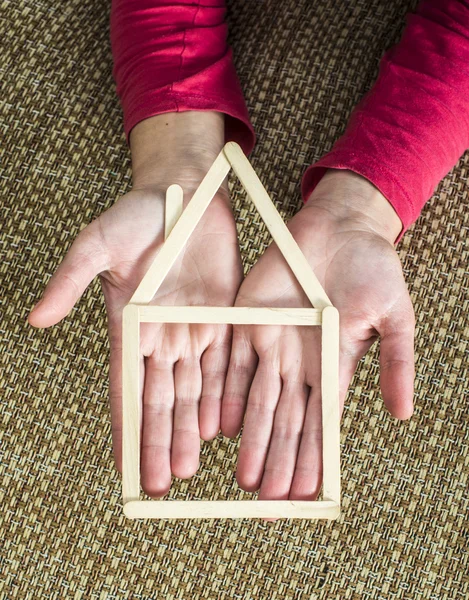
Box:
28;222;109;328
378;300;416;420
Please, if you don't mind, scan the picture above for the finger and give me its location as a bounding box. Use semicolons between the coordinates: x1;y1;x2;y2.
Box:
199;331;231;441
379;305;415;420
141;357;175;497
236;362;282;492
289;386;323;500
28;222;108;328
286;324;366;500
284;327;373;501
171;356;203;479
221;327;258;438
258;379;308;500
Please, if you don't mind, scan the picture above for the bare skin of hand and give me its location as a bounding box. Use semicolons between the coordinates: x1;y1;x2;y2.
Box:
28;112;243;497
221;169;415;503
28;112;415;508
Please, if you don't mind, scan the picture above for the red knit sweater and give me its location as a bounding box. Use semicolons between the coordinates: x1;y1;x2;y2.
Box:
110;0;469;243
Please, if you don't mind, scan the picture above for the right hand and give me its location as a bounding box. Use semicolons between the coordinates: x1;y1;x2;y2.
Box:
221;170;415;503
28;112;243;497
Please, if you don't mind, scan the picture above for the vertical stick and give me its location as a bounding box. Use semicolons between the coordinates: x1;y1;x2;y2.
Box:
321;306;341;506
122;304;141;504
165;184;184;240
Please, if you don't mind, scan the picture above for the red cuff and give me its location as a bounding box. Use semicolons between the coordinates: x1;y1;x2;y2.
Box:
302;0;469;245
121;51;256;156
111;0;255;155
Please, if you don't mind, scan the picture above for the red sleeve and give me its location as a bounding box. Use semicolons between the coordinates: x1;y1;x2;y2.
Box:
110;0;255;155
301;0;469;243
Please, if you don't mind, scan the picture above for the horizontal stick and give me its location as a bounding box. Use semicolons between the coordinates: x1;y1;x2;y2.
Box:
123;500;340;520
137;306;322;326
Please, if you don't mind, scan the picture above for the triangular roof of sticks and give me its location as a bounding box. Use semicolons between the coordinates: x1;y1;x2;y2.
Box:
128;142;332;310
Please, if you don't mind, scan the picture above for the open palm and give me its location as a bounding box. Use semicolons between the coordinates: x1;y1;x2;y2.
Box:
29;184;243;497
221;172;415;501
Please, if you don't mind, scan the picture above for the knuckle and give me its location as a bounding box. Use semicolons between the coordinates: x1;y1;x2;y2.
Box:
202;368;226;381
248;399;275;417
200;392;220;404
272;423;303;442
175;395;200;406
380;357;411;372
222;392;246;408
228;362;251;378
144;402;173;416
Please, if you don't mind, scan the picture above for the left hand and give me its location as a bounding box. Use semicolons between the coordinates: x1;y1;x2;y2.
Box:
27;112;243;497
221;169;415;502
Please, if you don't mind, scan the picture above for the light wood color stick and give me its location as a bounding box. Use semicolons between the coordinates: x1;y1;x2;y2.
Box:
138;306;322;326
164;184;184;240
129;151;231;304
122;184;183;505
123;500;340;520
122;304;141;504
223;142;332;310
321;305;341;506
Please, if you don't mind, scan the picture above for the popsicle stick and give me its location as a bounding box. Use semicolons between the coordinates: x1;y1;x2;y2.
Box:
130;151;231;304
223;142;331;310
321;305;341;506
138;306;322;326
122;304;141;504
123;500;340;520
165;184;184;240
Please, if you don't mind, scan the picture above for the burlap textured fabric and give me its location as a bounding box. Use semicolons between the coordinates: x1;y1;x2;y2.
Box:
1;0;468;598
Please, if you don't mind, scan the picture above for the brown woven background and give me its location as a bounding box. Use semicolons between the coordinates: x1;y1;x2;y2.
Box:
1;0;468;598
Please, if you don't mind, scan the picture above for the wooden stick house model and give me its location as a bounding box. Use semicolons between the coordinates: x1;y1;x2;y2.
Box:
122;142;340;520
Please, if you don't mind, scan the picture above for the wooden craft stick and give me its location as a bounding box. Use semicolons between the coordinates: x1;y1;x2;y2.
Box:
129;151;231;304
123;500;340;520
122;304;141;504
223;142;331;310
321;305;341;506
164;184;184;240
138;306;322;326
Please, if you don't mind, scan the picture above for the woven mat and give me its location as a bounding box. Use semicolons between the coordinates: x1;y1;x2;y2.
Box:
1;0;468;597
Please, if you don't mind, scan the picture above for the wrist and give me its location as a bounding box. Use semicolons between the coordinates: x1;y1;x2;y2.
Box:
130;111;225;190
305;169;403;244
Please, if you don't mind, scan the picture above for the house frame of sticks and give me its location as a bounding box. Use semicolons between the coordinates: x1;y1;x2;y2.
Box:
122;142;340;520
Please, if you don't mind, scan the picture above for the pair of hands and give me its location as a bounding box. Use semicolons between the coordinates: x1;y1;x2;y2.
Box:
28;112;415;502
